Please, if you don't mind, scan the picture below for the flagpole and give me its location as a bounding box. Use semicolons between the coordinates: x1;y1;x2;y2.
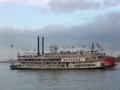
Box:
10;44;14;65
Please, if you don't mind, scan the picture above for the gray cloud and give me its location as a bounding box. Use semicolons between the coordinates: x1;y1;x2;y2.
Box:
104;0;120;6
0;12;120;49
47;0;100;13
45;0;120;13
0;0;120;13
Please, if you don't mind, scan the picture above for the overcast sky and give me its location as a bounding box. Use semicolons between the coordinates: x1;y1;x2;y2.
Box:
0;0;120;60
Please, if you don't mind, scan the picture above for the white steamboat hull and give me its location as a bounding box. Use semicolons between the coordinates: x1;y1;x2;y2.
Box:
10;61;106;70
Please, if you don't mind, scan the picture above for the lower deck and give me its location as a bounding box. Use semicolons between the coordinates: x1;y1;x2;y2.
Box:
10;61;105;69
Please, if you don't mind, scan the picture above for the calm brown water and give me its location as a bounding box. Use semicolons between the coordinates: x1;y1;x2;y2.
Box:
0;63;120;90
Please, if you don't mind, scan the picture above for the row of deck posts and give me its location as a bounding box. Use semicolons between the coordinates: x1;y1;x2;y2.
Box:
37;36;44;56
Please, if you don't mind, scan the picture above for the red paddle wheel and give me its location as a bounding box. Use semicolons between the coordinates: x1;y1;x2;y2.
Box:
104;58;116;67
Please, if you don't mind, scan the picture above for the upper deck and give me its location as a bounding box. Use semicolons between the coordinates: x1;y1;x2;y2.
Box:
18;51;106;62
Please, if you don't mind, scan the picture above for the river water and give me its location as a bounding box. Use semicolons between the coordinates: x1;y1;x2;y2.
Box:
0;63;120;90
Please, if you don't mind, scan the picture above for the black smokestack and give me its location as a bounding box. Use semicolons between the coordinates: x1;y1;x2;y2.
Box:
37;36;40;55
42;36;44;55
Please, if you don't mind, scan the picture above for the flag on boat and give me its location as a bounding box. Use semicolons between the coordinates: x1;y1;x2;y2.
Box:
96;43;103;51
96;43;101;49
